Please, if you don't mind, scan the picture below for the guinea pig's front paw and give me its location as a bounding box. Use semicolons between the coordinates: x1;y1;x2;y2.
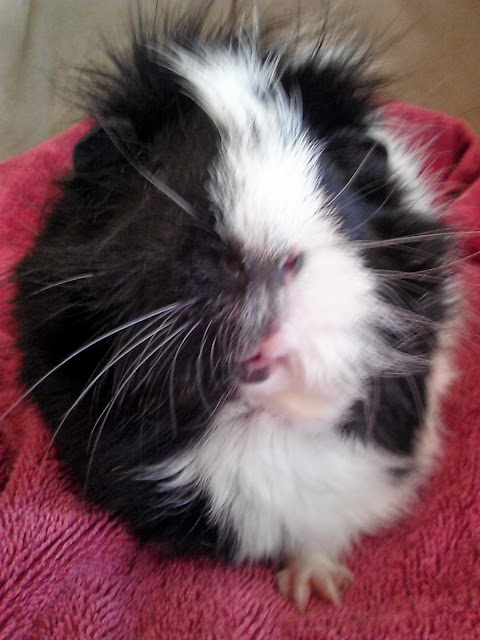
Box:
276;555;353;612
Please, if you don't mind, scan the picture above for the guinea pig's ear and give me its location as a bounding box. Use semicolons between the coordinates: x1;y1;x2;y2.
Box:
345;135;388;182
73;118;138;174
280;59;381;135
329;133;390;195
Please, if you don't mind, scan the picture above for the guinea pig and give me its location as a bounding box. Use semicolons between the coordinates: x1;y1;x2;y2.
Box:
13;6;459;610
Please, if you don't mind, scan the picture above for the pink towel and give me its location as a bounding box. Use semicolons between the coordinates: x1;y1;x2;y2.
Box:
1;103;479;639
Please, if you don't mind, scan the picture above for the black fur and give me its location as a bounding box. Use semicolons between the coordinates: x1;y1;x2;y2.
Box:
320;132;452;454
13;10;455;559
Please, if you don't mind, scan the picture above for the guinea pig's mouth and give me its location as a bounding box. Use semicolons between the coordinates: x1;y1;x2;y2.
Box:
238;354;272;384
236;328;290;384
237;353;285;384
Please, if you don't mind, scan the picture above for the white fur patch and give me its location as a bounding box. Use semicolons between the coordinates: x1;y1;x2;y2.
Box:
166;44;390;418
141;39;457;566
368;114;440;217
144;403;424;562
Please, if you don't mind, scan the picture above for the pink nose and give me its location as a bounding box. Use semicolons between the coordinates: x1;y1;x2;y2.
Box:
257;329;290;359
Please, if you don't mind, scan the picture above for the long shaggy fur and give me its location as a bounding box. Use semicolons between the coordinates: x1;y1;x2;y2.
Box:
14;5;458;576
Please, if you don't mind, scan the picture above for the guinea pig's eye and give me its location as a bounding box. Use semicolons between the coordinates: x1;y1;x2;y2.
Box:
279;252;304;280
219;252;245;280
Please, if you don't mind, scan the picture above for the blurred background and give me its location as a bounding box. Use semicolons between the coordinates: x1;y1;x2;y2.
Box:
1;0;479;161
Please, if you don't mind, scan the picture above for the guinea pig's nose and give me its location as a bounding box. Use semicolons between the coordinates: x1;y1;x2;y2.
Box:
279;252;304;283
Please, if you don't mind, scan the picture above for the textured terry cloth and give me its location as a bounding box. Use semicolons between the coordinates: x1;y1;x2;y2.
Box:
0;104;479;640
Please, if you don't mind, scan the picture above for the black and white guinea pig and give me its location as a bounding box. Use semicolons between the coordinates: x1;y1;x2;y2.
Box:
14;7;459;610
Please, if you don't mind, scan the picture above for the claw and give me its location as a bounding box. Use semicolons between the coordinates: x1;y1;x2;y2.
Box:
277;556;353;612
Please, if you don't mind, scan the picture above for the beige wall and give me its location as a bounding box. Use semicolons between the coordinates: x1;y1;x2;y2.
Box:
1;1;479;161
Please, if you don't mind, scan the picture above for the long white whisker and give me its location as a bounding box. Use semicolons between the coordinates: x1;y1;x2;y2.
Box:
2;301;195;425
90;320;192;444
351;230;470;249
196;318;215;413
167;320;202;439
96;116;197;219
54;315;190;442
209;334;219;379
374;249;480;277
326;143;378;207
339;181;400;237
105;306;186;406
84;320;193;486
30;273;95;295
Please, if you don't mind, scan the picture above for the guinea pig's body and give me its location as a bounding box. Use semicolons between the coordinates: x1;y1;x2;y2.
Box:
13;10;458;608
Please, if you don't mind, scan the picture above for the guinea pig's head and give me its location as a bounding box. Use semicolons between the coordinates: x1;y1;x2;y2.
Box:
65;16;450;430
